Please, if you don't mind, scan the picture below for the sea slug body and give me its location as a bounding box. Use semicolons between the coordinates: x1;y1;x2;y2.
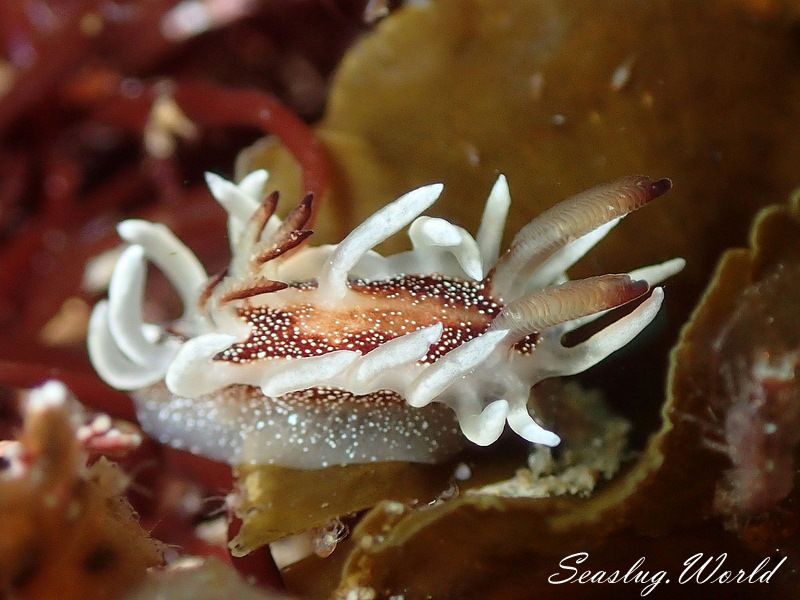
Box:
88;170;684;468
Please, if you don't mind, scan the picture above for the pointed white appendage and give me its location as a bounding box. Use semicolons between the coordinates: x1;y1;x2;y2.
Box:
117;220;207;324
108;245;175;367
88;301;167;390
238;170;269;203
476;175;511;270
350;324;443;388
205;170;271;247
454;397;509;446
318;183;444;301
407;217;483;280
538;288;665;378
407;330;509;408
260;351;361;397
506;400;560;446
628;257;686;287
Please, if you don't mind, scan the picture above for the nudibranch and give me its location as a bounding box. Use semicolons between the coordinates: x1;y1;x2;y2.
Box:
88;170;684;468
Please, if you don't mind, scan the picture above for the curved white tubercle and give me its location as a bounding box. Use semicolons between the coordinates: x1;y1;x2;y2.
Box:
408;217;483;280
165;333;242;398
476;174;511;269
407;329;509;408
455;397;509;446
350;324;443;387
318;183;444;300
107;245;173;367
546;287;665;376
260;351;361;397
88;301;166;390
506;400;560;446
117;219;207;321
